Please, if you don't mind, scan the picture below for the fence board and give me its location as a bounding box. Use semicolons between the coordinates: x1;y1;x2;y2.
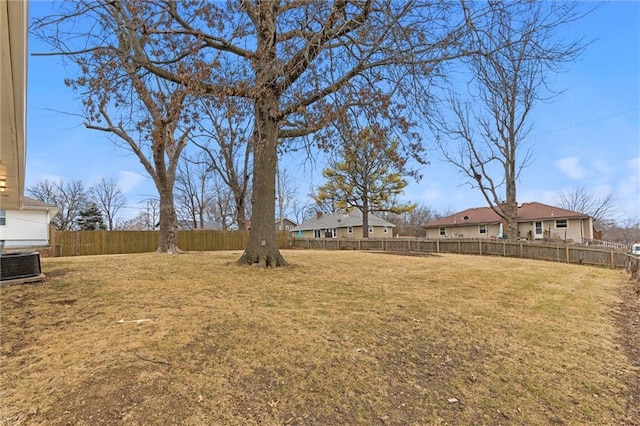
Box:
53;230;288;256
290;238;628;269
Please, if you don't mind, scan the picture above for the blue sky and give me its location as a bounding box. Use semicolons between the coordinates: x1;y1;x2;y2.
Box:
25;1;639;223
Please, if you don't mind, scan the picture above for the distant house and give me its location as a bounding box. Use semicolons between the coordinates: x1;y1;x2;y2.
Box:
276;218;297;232
291;209;395;238
228;219;251;231
0;196;59;247
423;202;593;243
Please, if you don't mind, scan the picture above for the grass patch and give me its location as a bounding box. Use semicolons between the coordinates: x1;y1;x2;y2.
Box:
1;250;637;425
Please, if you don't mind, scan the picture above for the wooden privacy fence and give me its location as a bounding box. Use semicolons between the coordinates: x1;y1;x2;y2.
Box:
50;230;288;257
290;237;630;269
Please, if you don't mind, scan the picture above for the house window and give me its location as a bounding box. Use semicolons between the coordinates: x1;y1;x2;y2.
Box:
439;227;446;236
383;226;388;234
347;226;353;234
479;224;487;234
314;229;322;238
0;210;5;226
555;220;567;229
369;226;374;234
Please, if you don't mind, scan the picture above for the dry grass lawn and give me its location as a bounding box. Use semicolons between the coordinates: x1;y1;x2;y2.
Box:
1;250;638;425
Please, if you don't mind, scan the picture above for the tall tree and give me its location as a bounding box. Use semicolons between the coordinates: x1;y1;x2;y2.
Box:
314;126;415;238
430;2;587;240
89;177;126;231
554;186;617;227
76;203;107;230
27;179;89;230
32;2;198;253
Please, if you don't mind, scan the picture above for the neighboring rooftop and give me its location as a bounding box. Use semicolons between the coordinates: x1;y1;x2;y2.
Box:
292;209;395;231
22;196;57;209
424;202;589;228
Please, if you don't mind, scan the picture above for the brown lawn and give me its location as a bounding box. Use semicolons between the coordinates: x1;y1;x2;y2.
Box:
1;250;638;425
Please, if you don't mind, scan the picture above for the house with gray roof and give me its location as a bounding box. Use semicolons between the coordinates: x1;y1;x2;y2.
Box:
291;209;395;239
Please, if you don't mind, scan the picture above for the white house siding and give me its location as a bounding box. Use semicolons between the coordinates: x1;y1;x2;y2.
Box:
519;218;592;243
427;218;592;243
0;208;54;247
293;225;391;239
426;223;501;239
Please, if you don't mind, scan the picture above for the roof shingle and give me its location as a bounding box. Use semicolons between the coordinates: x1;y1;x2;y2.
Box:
424;202;589;228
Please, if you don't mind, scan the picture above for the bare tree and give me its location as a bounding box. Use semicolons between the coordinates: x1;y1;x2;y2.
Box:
118;200;159;231
207;179;237;231
89;177;126;231
555;186;617;227
431;2;587;240
174;153;214;229
190;97;252;231
27;179;89;230
32;2;199;253
386;204;439;237
276;167;299;228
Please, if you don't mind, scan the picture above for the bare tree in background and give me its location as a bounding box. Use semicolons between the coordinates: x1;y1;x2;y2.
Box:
386;204;439;237
32;2;200;253
431;2;587;240
27;179;89;230
276;167;299;228
554;186;617;227
191;97;252;231
174;153;214;229
89;177;126;231
206;179;237;230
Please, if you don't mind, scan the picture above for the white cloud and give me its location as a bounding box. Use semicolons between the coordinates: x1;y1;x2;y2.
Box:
554;157;585;180
627;156;640;172
117;170;144;194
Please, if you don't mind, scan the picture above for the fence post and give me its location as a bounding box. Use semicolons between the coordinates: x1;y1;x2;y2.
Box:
519;243;523;258
436;240;440;254
479;240;482;255
610;250;614;268
503;240;506;257
566;245;570;263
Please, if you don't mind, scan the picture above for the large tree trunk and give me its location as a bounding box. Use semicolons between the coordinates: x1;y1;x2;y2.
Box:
157;186;180;253
237;95;287;267
362;199;370;238
235;195;247;231
504;158;518;240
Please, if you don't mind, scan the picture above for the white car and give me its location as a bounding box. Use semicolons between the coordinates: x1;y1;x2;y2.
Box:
632;243;640;256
